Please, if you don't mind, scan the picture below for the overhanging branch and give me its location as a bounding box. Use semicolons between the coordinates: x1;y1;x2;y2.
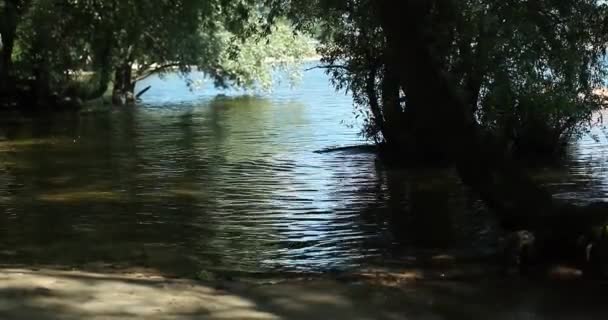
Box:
305;65;351;72
135;63;184;82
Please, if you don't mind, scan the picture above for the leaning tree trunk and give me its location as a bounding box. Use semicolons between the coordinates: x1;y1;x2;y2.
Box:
31;63;51;107
0;44;11;96
376;0;608;237
86;30;113;100
112;63;136;106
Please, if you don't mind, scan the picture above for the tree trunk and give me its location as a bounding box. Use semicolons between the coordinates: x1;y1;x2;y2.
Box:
0;0;18;95
85;27;115;100
87;69;111;100
364;61;385;139
112;63;135;106
380;62;403;145
32;64;51;107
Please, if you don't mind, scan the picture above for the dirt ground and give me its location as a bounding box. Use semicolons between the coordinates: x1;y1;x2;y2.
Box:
0;267;607;320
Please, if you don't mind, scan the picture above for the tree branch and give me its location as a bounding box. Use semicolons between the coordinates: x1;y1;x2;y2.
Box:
136;85;152;100
135;63;184;82
304;65;350;72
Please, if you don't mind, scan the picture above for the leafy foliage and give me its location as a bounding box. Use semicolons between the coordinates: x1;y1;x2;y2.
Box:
215;20;316;92
0;0;315;107
279;0;608;158
466;0;608;155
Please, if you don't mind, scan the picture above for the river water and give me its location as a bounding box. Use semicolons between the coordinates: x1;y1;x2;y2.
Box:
0;65;607;275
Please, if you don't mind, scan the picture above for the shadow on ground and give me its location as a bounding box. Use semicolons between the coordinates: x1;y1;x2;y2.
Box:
1;267;608;319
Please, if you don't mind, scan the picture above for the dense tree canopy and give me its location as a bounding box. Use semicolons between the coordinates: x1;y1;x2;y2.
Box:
0;0;314;107
280;0;608;159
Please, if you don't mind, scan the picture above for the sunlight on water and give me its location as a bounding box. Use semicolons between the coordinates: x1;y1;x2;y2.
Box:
541;114;608;204
0;64;606;275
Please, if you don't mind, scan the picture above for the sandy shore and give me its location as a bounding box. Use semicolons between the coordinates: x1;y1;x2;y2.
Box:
0;268;409;320
1;267;607;319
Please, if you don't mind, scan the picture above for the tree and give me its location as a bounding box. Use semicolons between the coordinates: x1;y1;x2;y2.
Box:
376;0;608;261
275;0;608;264
213;19;315;92
65;0;232;105
1;0;315;108
290;0;608;160
0;0;30;96
468;0;608;157
80;0;313;105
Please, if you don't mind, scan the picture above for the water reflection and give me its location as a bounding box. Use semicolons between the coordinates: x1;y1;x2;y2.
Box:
0;68;606;275
540;121;608;204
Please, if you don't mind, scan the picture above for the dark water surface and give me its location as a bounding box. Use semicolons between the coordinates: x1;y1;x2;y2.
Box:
0;66;606;276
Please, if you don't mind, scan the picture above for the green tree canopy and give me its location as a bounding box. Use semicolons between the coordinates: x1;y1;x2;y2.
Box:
0;0;315;107
279;0;608;158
